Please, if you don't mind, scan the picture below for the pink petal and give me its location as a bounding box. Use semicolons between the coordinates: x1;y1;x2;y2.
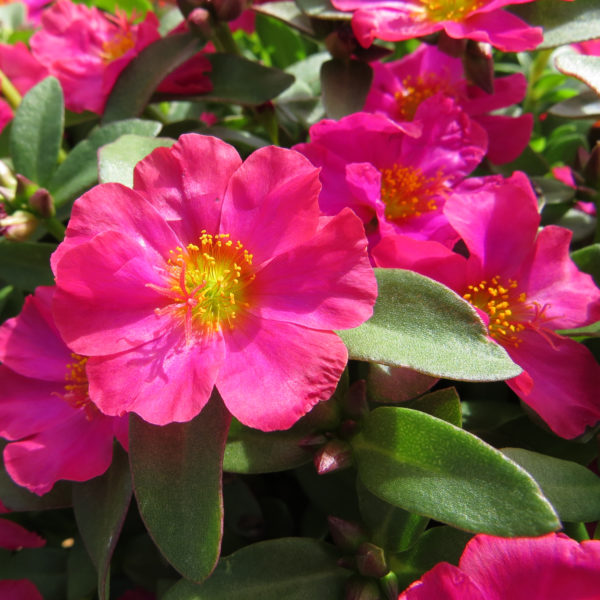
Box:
473;113;533;164
399;562;485;600
463;73;528;115
217;316;348;431
0;580;43;600
0;519;45;550
252;208;376;330
220;146;322;267
86;329;225;425
133;134;242;242
506;329;600;439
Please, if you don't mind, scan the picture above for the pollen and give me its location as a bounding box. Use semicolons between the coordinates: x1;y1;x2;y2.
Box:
149;231;256;339
100;15;136;63
380;163;445;223
418;0;486;22
62;354;96;419
394;74;446;121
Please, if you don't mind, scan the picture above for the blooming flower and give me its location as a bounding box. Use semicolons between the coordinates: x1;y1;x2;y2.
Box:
295;99;487;250
0;286;127;495
330;0;543;52
51;134;376;431
373;172;600;439
0;580;43;599
364;44;533;164
0;500;45;550
399;533;600;599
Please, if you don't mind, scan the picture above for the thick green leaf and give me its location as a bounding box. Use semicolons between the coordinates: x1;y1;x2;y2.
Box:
353;407;560;536
66;539;96;600
510;0;600;48
130;392;231;582
49;119;162;206
103;33;205;123
572;243;600;287
321;58;372;119
79;0;152;17
555;54;600;96
73;444;132;600
338;269;521;381
163;538;348;600
254;1;316;37
0;241;54;289
502;448;600;523
405;387;462;427
204;54;295;106
550;90;600;119
295;0;349;19
10;77;64;186
0;3;25;30
98;134;175;186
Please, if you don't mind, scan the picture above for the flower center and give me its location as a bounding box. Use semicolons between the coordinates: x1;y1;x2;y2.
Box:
151;231;256;338
380;164;444;223
63;354;96;419
100;27;135;63
419;0;486;22
394;74;447;121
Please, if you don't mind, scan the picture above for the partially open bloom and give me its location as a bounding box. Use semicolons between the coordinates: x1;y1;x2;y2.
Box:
330;0;543;51
0;287;127;495
399;533;600;599
52;134;376;430
364;44;533;164
373;172;600;439
295;99;487;250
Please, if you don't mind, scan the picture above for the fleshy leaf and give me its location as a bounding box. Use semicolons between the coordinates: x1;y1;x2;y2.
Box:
0;242;55;289
72;444;132;600
352;407;560;536
320;58;372;119
405;387;462;427
130;392;231;582
98;134;175;186
10;77;64;187
501;448;600;523
162;538;348;600
550;90;600;119
338;269;521;381
555;54;600;96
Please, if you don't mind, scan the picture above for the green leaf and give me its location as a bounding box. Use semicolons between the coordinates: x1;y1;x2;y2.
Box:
49;119;162;206
98;134;175;186
163;538;348;600
0;241;54;290
130;392;231;582
501;448;600;523
353;407;560;536
66;538;97;600
406;387;462;428
555;54;600;96
550;90;600;119
103;33;205;123
73;444;132;600
0;3;25;30
510;0;600;48
295;0;349;19
254;1;317;37
204;54;295;106
78;0;152;17
10;77;64;186
320;58;372;119
572;243;600;287
338;269;521;381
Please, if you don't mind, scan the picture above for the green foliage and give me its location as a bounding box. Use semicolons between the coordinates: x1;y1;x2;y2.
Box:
0;241;55;290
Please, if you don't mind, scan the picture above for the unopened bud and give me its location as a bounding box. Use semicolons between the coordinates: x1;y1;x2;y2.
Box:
343;379;368;420
211;0;246;21
356;542;387;578
328;516;367;552
29;188;54;218
0;209;38;241
325;29;357;60
314;439;352;474
187;7;212;36
298;433;328;450
379;571;399;600
344;575;381;600
0;161;16;191
437;30;466;58
15;174;39;200
463;40;494;94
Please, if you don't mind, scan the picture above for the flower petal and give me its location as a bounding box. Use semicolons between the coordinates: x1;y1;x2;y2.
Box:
0;519;45;550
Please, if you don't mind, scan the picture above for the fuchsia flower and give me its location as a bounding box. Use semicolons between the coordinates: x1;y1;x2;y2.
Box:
573;38;600;55
0;287;127;495
51;134;376;430
552;165;596;216
373;172;600;439
330;0;543;52
399;533;600;599
0;580;43;599
364;44;533;164
30;0;161;113
295;99;487;249
0;500;45;550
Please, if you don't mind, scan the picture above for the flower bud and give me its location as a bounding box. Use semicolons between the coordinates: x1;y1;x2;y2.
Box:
211;0;246;22
379;571;399;600
187;7;212;36
29;188;55;218
356;542;387;578
314;439;353;474
344;575;381;600
0;209;38;241
343;379;368;420
463;40;494;94
328;516;368;552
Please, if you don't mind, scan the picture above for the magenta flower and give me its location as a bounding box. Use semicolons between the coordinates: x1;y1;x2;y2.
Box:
295;101;487;249
399;533;600;599
0;286;127;495
373;172;600;439
0;500;45;550
330;0;542;51
0;580;43;599
51;134;376;430
30;0;161;113
364;44;533;164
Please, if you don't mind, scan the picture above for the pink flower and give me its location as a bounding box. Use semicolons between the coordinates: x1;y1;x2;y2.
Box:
330;0;543;51
373;172;600;439
0;580;43;599
573;38;600;55
552;166;596;216
0;501;45;550
30;0;161;113
399;533;600;599
364;44;533;164
294;100;487;250
51;134;377;430
0;286;128;495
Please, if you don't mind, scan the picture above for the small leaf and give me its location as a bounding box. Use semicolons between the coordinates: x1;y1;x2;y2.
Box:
10;77;64;186
103;33;205;123
73;444;132;600
163;538;348;600
353;407;560;536
502;448;600;523
254;1;317;37
98;134;175;186
130;392;231;582
555;54;600;96
571;243;600;287
49;119;162;207
550;90;600;119
295;0;349;19
0;241;55;290
204;54;295;106
0;3;25;29
338;269;521;381
406;387;462;428
321;58;372;119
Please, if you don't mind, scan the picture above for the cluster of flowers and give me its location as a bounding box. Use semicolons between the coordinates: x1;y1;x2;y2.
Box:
0;0;599;596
